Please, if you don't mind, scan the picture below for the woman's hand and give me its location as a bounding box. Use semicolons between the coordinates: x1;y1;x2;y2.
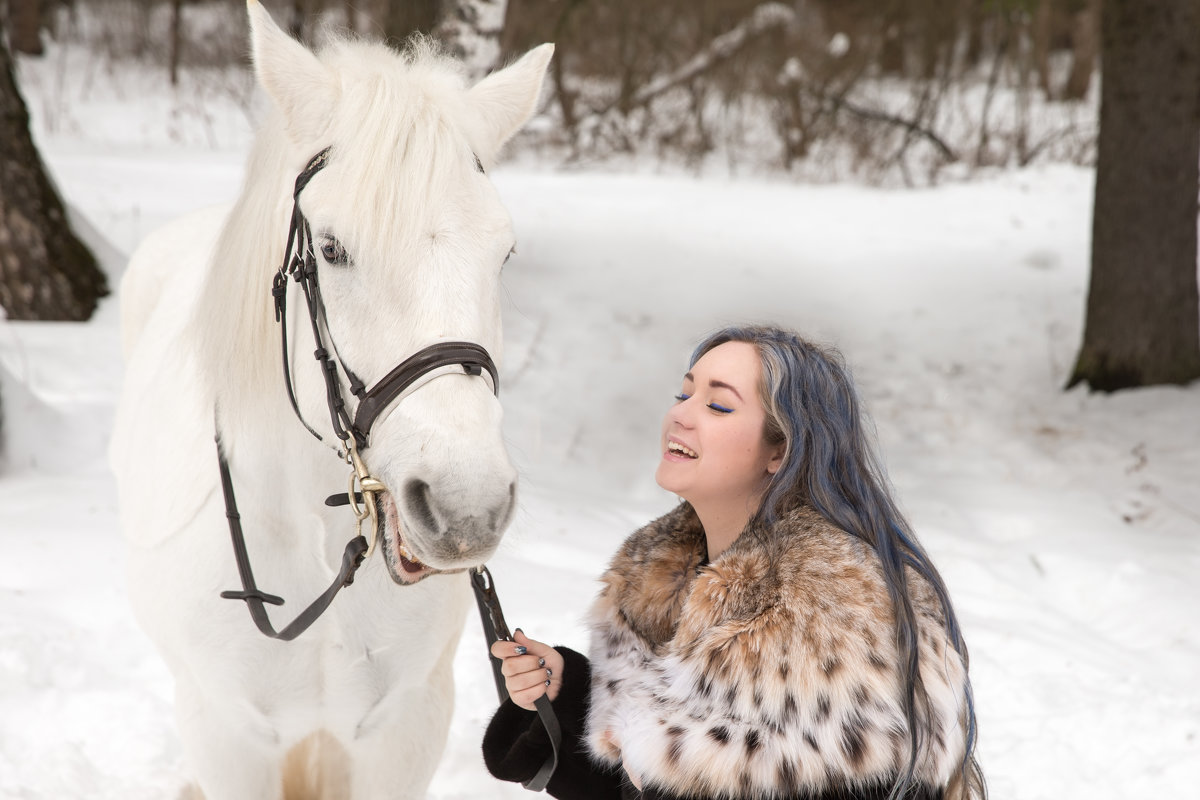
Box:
490;630;565;711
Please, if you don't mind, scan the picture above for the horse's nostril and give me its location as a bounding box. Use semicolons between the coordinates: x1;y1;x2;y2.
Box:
404;477;516;545
404;479;439;533
490;481;517;529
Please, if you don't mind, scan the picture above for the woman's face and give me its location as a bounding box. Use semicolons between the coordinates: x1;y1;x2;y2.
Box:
655;341;783;510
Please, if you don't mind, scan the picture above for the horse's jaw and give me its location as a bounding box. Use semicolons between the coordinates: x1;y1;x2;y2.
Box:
370;465;515;586
377;491;443;585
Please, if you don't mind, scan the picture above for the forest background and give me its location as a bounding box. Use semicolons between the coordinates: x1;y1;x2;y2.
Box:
6;0;1107;182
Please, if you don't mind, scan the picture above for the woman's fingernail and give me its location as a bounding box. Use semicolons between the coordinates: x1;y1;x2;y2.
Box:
514;645;527;655
545;679;551;686
514;628;524;636
538;657;546;668
546;668;553;679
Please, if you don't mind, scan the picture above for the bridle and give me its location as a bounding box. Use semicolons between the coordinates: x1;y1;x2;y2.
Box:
214;146;559;788
270;148;500;455
217;145;499;633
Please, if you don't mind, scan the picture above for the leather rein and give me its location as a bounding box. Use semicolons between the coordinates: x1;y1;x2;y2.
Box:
215;147;558;789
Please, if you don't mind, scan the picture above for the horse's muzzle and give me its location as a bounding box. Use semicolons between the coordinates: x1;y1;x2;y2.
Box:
400;478;517;567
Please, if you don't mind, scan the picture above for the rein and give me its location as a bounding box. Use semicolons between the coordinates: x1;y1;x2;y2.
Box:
215;147;559;788
216;438;368;641
472;566;562;792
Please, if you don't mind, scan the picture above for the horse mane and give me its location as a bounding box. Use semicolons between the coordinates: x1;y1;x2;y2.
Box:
196;34;481;435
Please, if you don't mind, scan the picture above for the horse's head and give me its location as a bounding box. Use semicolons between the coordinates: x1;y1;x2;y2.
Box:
243;1;551;583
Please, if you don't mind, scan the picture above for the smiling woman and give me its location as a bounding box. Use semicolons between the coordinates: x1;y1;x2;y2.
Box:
482;324;986;800
656;341;784;559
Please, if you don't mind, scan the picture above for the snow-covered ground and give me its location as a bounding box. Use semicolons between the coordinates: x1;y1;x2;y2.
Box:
2;43;1198;800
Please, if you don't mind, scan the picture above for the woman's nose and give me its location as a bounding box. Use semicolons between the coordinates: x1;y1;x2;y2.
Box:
667;398;695;428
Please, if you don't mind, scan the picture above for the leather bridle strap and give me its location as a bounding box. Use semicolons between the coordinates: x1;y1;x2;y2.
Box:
216;435;368;641
274;149;499;451
471;567;561;792
275;147;369;449
351;341;499;446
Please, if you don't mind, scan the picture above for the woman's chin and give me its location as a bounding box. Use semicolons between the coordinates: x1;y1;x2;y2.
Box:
654;466;689;500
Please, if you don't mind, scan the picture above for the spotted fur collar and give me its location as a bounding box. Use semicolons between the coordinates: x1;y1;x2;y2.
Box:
585;502;968;798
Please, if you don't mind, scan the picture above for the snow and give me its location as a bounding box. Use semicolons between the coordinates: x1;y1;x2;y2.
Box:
2;44;1199;800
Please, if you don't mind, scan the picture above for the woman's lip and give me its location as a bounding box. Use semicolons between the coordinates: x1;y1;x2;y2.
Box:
665;436;698;459
663;441;698;461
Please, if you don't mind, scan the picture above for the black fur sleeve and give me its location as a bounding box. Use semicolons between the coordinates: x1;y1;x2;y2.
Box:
482;647;626;799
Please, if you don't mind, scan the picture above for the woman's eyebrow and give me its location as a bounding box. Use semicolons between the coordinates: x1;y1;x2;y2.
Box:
683;372;743;402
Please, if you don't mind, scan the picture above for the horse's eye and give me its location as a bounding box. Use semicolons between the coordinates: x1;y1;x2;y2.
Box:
319;236;350;267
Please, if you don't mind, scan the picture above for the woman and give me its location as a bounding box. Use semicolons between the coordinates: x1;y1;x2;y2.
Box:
483;325;985;800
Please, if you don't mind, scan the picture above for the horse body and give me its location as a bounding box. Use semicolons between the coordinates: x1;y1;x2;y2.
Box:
110;3;552;797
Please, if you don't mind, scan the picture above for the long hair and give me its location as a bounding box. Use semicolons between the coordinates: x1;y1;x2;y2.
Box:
690;325;986;800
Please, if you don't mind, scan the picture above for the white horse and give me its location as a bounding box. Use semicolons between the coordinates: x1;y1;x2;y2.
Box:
109;2;552;797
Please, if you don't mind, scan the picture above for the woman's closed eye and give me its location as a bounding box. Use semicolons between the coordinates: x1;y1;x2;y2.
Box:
674;393;734;414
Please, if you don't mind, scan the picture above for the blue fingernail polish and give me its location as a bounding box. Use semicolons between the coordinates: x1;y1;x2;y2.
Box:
514;645;527;655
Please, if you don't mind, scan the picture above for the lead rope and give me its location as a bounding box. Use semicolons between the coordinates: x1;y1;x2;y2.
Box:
471;566;562;792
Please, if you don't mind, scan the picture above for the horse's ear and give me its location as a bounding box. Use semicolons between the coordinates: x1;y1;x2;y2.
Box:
246;0;339;147
467;43;554;167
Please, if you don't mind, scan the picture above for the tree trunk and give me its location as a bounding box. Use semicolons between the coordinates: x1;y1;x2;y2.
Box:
1068;0;1200;391
8;0;45;56
878;3;906;76
343;0;359;33
1062;0;1099;101
547;0;586;137
435;0;509;79
289;0;306;42
0;15;107;321
961;0;987;71
169;0;183;86
383;0;440;47
1031;0;1053;99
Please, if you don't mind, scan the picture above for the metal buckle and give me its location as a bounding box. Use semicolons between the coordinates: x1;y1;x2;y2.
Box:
470;566;513;641
344;436;386;559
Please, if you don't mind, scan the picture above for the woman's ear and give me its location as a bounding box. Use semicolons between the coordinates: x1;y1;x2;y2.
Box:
766;444;785;475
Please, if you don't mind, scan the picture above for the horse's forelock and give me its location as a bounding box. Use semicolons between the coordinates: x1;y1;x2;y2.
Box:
310;37;488;254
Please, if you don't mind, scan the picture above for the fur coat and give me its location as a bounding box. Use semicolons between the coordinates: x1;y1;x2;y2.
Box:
584;502;969;799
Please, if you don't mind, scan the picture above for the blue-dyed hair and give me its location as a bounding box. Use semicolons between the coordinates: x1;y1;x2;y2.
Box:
690;325;985;800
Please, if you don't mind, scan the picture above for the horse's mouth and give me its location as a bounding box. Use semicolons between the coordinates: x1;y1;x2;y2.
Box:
375;491;440;584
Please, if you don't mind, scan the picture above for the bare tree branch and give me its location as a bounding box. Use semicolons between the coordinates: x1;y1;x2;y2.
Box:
824;90;957;163
576;2;796;146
